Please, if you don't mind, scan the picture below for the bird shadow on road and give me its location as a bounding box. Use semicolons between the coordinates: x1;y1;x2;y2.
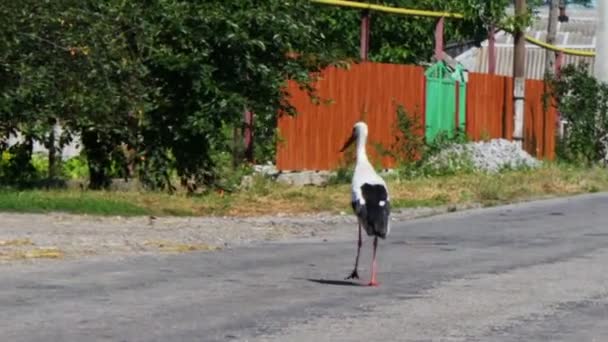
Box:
306;278;363;287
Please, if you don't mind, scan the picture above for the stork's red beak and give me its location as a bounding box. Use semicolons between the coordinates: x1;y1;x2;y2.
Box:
340;133;356;152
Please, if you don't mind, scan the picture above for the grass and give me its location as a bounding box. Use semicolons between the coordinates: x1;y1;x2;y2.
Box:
0;163;606;217
0;190;149;216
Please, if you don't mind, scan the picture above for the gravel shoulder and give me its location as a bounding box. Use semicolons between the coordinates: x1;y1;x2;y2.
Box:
0;203;479;265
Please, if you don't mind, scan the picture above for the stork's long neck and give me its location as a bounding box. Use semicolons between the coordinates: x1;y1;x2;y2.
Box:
356;133;370;164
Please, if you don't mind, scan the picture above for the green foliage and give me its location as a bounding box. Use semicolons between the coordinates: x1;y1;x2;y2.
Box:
390;104;426;162
328;165;354;185
62;155;89;180
0;0;150;189
30;153;49;176
0;191;148;216
0;0;344;192
210;150;254;193
0;140;40;187
549;64;608;165
1;150;45;187
424;130;469;156
0;151;90;185
427;150;476;176
458;0;513;27
315;0;575;64
316;0;513;64
398;147;476;179
384;103;472;178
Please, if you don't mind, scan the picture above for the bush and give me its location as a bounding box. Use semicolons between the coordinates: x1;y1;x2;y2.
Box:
327;165;354;185
1;149;93;187
390;104;426;163
31;153;49;176
210;150;254;193
62;155;89;180
387;104;472;179
550;64;608;166
0;142;40;186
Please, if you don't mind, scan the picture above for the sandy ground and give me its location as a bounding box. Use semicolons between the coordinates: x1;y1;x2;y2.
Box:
0;204;478;264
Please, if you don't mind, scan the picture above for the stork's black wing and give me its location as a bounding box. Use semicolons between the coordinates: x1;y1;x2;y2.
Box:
351;183;390;238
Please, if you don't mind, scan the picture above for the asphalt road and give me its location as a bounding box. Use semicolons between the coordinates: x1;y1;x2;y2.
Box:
2;193;608;342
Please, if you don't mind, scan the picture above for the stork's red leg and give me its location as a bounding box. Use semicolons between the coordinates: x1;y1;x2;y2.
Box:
346;223;362;280
368;237;379;287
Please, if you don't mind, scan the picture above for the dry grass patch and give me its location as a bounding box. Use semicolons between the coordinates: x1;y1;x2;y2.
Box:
0;238;63;261
0;238;34;247
0;247;64;261
222;184;352;216
143;240;221;253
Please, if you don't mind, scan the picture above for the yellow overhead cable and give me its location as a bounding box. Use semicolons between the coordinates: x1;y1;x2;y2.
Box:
523;35;595;56
311;0;463;18
311;0;597;57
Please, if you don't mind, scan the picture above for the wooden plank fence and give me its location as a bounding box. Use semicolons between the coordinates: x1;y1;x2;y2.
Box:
276;62;557;171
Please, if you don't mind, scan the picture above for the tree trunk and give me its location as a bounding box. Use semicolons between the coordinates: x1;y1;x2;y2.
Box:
47;121;58;181
81;130;112;190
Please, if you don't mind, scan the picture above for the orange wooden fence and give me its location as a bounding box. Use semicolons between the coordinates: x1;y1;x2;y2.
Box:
276;62;425;171
277;63;557;171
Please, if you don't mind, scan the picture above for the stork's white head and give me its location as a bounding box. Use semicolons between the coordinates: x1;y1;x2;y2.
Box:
340;121;368;152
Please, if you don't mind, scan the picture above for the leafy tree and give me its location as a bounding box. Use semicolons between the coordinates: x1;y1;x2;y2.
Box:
0;0;345;191
0;0;75;185
131;0;346;192
1;0;162;188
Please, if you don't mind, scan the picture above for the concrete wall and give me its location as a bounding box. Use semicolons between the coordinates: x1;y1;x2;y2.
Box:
5;127;82;159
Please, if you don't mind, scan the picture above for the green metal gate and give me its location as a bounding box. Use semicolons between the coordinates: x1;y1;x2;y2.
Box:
424;61;467;141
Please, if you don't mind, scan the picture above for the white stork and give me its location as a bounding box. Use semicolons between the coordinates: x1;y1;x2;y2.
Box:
339;121;391;287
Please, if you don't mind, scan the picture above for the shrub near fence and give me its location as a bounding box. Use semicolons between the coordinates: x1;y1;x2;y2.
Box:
277;62;557;171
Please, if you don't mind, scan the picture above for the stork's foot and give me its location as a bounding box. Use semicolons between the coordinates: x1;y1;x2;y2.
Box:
345;269;360;280
368;280;379;287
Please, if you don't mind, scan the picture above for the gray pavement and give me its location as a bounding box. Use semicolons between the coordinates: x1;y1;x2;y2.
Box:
2;193;608;341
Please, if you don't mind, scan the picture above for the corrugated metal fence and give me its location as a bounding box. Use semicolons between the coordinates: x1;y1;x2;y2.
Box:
277;62;425;170
277;62;556;171
465;72;556;160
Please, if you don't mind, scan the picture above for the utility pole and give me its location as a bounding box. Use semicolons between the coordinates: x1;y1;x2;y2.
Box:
434;17;445;61
513;0;527;146
545;0;559;77
488;25;496;74
360;10;371;61
595;0;608;83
